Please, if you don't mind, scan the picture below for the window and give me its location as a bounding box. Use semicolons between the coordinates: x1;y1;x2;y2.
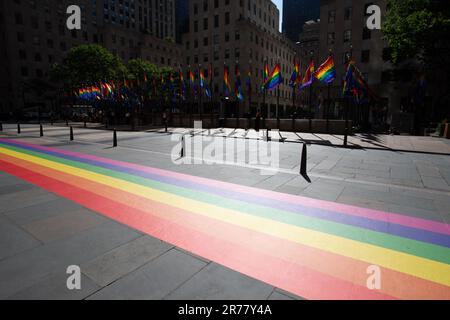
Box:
344;7;353;21
361;50;370;63
214;15;219;28
225;12;230;25
15;13;23;25
328;10;336;23
327;32;335;45
343;30;352;43
362;27;371;40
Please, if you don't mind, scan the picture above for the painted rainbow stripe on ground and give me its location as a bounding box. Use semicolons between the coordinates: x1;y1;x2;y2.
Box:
0;138;449;300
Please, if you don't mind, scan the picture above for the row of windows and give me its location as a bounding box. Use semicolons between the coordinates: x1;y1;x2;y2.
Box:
327;28;372;45
327;3;374;24
192;0;277;30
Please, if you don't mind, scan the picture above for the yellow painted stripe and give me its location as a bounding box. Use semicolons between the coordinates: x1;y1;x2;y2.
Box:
1;146;449;287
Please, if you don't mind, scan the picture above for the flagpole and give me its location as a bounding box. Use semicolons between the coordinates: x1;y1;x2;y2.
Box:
263;59;268;123
326;49;333;134
199;64;203;120
209;63;213;115
308;51;314;133
344;45;353;147
249;61;252;115
292;56;297;112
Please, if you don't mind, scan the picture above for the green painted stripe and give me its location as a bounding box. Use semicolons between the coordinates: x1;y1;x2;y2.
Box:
2;142;450;265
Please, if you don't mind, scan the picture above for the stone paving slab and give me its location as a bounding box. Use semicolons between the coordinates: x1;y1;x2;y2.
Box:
0;216;41;261
164;263;274;300
21;209;107;244
0;220;142;299
8;271;100;300
4;198;85;226
88;249;208;300
82;235;173;287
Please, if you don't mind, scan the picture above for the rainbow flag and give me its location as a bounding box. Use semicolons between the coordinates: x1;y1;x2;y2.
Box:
315;56;336;84
235;65;244;102
343;60;369;100
246;69;252;95
289;61;301;87
264;63;270;82
300;61;315;89
261;62;270;92
1;138;449;300
199;69;206;88
264;64;283;91
223;65;231;98
189;70;195;85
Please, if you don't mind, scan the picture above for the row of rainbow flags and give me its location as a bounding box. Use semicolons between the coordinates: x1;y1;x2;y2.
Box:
73;56;374;104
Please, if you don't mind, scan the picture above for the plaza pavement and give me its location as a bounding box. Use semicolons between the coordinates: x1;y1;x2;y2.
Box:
0;123;449;300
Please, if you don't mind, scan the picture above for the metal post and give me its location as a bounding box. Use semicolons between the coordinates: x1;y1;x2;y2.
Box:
40;124;43;137
113;129;118;147
309;84;313;133
180;135;185;158
70;126;74;141
17;123;21;134
326;83;331;134
300;143;308;175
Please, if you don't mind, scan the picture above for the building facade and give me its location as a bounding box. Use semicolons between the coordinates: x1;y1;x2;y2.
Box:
318;0;415;123
182;0;299;117
282;0;320;43
0;0;182;114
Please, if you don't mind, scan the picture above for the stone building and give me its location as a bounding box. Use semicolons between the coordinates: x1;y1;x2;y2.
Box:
182;0;299;118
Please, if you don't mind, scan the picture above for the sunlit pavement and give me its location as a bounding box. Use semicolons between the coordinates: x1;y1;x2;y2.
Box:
0;124;449;300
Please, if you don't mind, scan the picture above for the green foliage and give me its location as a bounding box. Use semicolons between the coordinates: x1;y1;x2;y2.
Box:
383;0;450;69
127;58;159;80
54;44;125;86
53;45;175;89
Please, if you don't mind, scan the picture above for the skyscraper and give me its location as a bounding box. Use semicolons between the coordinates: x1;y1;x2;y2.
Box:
175;0;190;44
282;0;320;42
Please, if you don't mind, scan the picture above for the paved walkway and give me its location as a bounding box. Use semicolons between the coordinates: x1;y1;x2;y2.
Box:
0;124;449;300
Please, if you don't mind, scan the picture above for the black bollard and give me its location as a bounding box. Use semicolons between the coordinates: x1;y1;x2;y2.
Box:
343;127;348;147
180;135;185;158
165;120;168;133
17;123;21;134
40;124;44;137
300;143;308;176
70;126;74;141
113;129;118;147
84;121;87;128
66;119;69;127
0;123;3;131
266;128;271;142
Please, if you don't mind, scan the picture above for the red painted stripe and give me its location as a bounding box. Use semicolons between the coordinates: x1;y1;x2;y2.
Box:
4;157;447;299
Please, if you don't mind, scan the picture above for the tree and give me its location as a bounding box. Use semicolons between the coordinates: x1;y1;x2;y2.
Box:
383;0;450;122
383;0;450;71
51;44;126;87
127;58;159;81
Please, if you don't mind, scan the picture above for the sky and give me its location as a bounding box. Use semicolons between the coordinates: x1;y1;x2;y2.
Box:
272;0;283;31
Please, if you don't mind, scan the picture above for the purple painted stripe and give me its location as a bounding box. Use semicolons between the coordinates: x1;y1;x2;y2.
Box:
5;138;448;236
1;139;449;248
